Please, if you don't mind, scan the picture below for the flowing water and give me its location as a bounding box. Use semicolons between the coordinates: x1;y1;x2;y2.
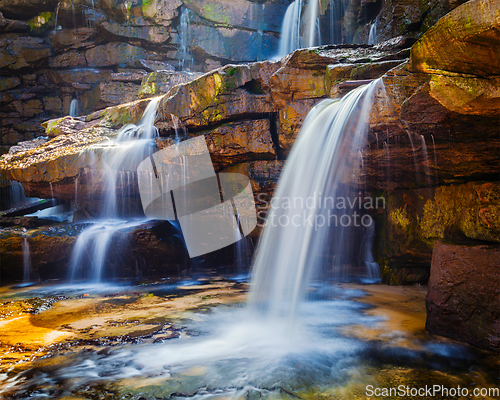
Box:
368;20;377;45
69;98;80;118
278;0;303;57
249;79;382;319
69;97;162;282
305;0;320;48
1;81;499;399
179;7;192;70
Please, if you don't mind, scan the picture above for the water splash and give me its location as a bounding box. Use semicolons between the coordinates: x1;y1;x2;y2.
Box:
249;79;382;319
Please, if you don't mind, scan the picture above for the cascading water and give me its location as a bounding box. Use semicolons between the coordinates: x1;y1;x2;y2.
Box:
179;7;192;70
69;98;80;118
278;0;303;57
368;20;377;45
54;2;61;32
69;97;162;282
249;79;382;318
305;0;320;48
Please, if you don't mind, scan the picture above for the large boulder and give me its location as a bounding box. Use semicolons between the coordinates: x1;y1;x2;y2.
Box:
426;241;500;352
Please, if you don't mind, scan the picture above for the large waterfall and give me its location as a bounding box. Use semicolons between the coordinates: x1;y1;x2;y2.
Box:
249;79;382;318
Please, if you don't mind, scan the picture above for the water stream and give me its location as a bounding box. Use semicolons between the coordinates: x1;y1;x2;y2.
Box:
69;97;162;282
249;79;382;319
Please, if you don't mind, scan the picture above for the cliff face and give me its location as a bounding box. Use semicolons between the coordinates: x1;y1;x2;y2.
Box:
0;0;469;153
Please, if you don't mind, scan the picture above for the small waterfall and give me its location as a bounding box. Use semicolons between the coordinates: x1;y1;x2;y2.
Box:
69;97;162;282
431;134;439;184
305;0;320;48
54;2;61;32
171;114;186;141
22;237;32;283
249;79;382;319
329;0;345;44
420;135;432;187
179;7;192;70
278;0;303;57
69;98;80;118
368;20;377;45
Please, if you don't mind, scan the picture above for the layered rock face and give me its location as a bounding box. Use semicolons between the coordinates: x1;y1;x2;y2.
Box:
0;0;468;153
369;0;499;283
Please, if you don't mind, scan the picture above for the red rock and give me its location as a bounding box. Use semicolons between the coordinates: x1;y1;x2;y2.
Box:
426;241;500;351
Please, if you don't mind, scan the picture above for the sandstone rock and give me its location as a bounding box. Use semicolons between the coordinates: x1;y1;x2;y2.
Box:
0;0;59;19
49;50;87;68
157;62;280;130
426;241;500;351
44;116;86;137
277;99;319;157
420;182;500;243
188;23;279;62
99;81;140;106
0;12;29;32
0;34;51;69
85;42;163;67
111;70;148;82
99;20;171;44
49;28;96;51
0;77;20;91
205;119;276;168
409;0;500;76
138;70;202;99
137;59;175;72
183;0;287;32
48;68;112;86
42;96;62;112
141;0;181;26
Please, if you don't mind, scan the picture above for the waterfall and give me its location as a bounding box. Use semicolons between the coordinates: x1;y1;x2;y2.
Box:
179;7;191;70
368;20;377;45
278;0;303;57
420;135;432;187
69;98;80;118
54;2;61;32
431;134;439;184
22;237;32;283
305;0;320;48
249;79;382;319
69;97;161;282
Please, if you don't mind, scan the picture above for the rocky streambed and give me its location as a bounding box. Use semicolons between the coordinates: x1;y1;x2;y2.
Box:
0;280;498;399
